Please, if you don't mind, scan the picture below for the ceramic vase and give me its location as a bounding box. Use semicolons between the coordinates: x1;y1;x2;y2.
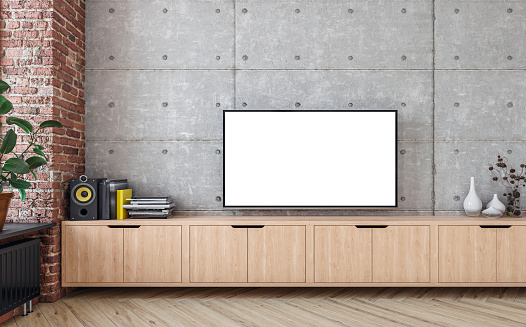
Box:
482;206;502;218
463;177;482;216
487;194;506;213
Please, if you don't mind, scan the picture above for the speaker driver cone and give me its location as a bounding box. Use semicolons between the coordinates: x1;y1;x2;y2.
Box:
71;183;96;205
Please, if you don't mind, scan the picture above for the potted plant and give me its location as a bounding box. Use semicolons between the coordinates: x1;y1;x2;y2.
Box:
0;79;63;230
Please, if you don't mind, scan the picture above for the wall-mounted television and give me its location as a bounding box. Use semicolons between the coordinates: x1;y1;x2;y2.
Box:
223;110;397;208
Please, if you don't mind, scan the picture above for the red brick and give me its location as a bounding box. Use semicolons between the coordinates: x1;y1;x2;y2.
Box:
7;21;20;29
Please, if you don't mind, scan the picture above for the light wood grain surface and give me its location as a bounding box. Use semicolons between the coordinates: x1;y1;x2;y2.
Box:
6;287;526;327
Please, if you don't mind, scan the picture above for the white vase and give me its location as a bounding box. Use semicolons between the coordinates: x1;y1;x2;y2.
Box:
482;206;502;218
463;176;482;216
487;193;506;213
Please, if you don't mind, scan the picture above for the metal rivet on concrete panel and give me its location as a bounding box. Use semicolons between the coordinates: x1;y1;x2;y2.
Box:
295;9;300;13
242;55;248;61
242;102;247;107
216;196;222;202
216;9;220;13
109;150;114;154
162;55;168;60
507;102;513;108
295;55;300;60
162;149;168;154
162;102;168;107
454;56;459;60
508;150;513;154
454;9;459;14
507;8;513;13
454;195;460;201
401;55;407;61
216;103;221;107
348;103;353;107
401;8;406;13
109;56;115;60
348;56;354;60
348;9;354;13
108;102;115;108
507;55;513;60
216;56;221;60
454;102;460;107
162;8;167;13
216;149;221;154
401;103;406;107
295;102;301;107
401;197;406;201
242;8;248;14
109;8;114;13
400;150;406;155
454;149;459;154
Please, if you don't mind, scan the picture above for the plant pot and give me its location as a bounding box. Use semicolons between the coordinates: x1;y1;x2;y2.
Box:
0;192;14;231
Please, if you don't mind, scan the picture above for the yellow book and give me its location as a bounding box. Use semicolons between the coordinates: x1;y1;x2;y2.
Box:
116;189;132;220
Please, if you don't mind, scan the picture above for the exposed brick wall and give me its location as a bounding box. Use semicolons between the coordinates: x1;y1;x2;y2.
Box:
0;0;85;322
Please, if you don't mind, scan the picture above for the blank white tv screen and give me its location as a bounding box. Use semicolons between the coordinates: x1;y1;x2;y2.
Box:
223;110;397;207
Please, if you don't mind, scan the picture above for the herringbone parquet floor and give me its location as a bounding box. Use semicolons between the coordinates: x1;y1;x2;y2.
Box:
4;287;526;326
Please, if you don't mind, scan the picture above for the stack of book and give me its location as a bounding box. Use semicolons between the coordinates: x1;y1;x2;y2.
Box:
123;197;174;219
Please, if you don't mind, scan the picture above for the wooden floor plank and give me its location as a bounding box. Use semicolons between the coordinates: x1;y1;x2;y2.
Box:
62;298;118;327
121;298;186;327
89;298;151;327
37;300;84;327
13;305;51;327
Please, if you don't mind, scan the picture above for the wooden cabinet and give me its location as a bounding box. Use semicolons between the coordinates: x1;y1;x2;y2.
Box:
124;226;181;283
189;226;247;282
64;225;182;284
64;226;124;283
439;226;497;283
373;226;430;283
497;226;526;282
248;226;306;283
314;226;372;282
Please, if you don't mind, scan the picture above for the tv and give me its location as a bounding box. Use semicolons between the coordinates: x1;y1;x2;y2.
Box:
223;110;397;208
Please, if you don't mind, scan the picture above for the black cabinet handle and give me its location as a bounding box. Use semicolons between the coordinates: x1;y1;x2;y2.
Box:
479;225;511;228
231;225;265;228
355;225;388;229
108;225;141;228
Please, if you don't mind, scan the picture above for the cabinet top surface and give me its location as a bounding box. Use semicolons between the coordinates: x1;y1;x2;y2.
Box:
62;216;526;226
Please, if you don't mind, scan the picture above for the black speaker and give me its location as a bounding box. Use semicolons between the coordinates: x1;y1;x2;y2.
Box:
70;175;98;220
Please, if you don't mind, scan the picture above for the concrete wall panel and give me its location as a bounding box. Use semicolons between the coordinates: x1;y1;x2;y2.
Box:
86;141;223;210
86;1;235;69
236;70;433;140
435;1;526;69
434;141;526;213
85;70;233;141
435;71;526;141
236;0;433;69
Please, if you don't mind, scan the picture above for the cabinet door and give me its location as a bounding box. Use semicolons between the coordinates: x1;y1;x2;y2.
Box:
190;226;247;282
64;226;123;283
124;226;182;283
248;226;306;283
439;226;496;282
498;226;526;282
373;226;430;283
314;226;372;282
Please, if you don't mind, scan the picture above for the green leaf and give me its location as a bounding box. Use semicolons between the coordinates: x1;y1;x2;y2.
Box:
33;148;47;159
34;144;44;150
30;170;37;180
0;95;13;115
26;156;47;170
0;80;10;94
17;188;26;200
4;158;30;174
9;179;31;189
0;129;17;154
6;117;33;133
39;120;63;129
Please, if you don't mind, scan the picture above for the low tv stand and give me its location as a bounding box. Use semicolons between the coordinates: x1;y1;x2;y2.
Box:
62;216;526;287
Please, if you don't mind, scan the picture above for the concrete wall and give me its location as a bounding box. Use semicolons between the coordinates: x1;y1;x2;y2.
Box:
85;0;526;216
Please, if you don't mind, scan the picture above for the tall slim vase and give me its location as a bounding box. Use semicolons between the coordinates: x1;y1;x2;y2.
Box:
463;177;482;216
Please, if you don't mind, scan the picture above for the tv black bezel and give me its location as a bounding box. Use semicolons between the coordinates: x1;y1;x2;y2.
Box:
222;110;398;208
